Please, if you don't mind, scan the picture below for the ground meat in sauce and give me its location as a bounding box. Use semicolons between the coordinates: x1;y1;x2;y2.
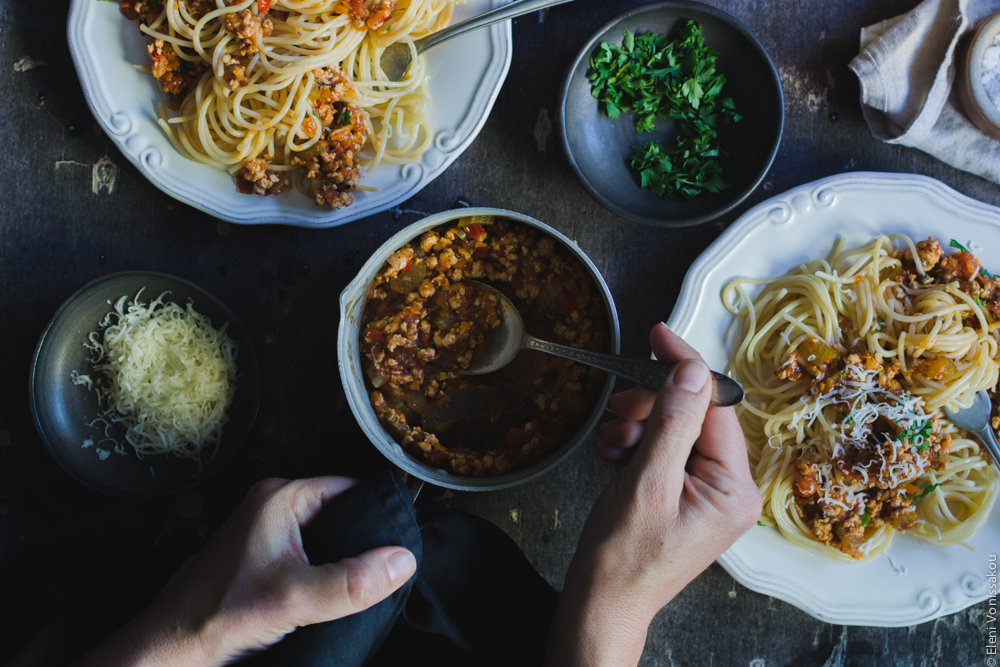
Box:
360;217;609;477
899;237;1000;314
236;158;290;196
336;0;397;30
223;9;274;56
290;71;366;209
120;1;210;106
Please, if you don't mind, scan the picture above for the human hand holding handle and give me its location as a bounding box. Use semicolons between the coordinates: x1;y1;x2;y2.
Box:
546;324;761;667
75;477;416;667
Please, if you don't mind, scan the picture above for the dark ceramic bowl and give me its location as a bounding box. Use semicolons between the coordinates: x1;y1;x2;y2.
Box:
30;272;260;497
559;0;784;227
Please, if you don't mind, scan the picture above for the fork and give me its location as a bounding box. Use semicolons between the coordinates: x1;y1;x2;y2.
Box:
942;390;1000;470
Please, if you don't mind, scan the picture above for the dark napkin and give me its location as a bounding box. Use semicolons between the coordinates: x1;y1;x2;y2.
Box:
244;470;557;667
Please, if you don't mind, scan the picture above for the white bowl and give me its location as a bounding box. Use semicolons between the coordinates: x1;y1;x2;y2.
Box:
338;207;620;490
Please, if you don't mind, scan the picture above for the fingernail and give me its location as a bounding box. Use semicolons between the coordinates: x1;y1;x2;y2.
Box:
670;359;709;392
386;549;416;585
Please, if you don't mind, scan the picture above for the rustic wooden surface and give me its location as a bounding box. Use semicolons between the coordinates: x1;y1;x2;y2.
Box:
1;0;998;665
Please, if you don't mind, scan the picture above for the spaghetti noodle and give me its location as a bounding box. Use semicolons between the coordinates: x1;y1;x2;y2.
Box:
724;235;1000;560
119;0;461;207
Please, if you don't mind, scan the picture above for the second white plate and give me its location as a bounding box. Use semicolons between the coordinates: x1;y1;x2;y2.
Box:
669;171;1000;626
67;0;512;227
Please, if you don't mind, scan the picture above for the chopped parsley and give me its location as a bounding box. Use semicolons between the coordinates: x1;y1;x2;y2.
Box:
895;418;932;444
338;109;352;126
872;316;885;331
587;21;741;200
910;483;940;503
860;512;872;527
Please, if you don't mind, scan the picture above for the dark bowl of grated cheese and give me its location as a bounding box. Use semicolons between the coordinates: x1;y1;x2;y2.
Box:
30;271;260;497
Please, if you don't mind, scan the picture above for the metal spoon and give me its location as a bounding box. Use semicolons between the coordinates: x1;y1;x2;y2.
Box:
942;390;1000;470
380;0;577;81
462;282;745;407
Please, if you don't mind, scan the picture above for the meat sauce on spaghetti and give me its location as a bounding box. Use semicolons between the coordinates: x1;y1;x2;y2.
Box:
118;0;458;208
726;235;1000;560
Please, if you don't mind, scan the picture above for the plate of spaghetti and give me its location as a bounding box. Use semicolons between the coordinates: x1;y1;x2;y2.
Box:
670;171;1000;626
67;0;512;226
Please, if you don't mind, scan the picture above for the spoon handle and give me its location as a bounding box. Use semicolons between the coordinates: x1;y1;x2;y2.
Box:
524;337;744;407
416;0;577;55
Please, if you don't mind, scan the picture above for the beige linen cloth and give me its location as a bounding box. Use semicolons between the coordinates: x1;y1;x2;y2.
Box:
849;0;1000;183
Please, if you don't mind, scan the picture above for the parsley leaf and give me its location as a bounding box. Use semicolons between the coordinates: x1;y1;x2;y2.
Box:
895;418;932;445
910;483;940;503
587;21;740;200
338;109;351;126
860;513;872;527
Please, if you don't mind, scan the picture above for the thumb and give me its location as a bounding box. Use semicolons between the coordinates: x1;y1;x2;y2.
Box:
629;358;712;490
292;546;417;625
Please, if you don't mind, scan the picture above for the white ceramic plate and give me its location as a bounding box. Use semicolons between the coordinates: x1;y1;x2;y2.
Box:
670;171;1000;626
66;0;512;227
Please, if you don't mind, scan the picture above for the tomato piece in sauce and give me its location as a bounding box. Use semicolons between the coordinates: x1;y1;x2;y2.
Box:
557;289;576;317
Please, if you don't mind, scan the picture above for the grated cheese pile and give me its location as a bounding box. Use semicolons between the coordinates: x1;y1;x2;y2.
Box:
792;361;931;506
73;291;238;463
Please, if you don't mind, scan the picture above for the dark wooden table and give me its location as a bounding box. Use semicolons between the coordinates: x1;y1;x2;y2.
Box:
1;1;996;665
